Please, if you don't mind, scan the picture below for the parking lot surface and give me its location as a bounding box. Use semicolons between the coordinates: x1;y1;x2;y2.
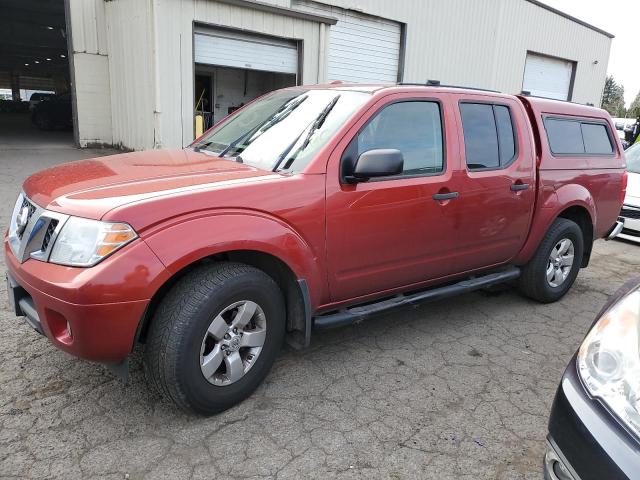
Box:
1;117;638;479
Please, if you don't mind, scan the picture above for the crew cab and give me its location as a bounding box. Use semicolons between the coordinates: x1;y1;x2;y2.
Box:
4;84;626;414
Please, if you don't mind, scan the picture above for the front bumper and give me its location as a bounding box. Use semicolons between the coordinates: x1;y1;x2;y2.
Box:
4;237;170;363
546;360;640;480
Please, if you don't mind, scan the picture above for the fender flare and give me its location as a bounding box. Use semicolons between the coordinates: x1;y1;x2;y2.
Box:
514;183;596;265
142;211;325;307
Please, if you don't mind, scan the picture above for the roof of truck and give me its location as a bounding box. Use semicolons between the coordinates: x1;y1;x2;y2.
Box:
303;82;610;119
519;95;610;119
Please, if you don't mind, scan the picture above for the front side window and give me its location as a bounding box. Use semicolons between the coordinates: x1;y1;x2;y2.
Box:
544;117;614;155
459;102;517;170
354;101;444;176
191;89;370;173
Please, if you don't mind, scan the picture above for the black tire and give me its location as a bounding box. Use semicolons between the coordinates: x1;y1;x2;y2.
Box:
518;218;584;303
144;262;286;415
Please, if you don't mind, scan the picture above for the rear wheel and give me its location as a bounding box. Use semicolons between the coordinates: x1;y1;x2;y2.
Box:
518;218;584;303
144;262;285;415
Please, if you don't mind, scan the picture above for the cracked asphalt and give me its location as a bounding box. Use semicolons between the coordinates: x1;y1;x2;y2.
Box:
1;113;639;479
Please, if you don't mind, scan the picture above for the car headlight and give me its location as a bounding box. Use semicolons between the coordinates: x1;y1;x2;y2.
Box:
49;216;137;267
578;287;640;437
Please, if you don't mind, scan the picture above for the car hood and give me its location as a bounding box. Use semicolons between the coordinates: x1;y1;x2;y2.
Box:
625;171;640;207
23;149;279;219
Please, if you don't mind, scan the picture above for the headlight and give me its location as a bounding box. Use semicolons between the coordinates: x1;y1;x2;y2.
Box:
578;288;640;437
49;216;137;267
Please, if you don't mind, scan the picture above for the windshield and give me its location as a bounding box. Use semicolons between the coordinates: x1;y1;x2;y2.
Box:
191;89;370;172
627;142;640;174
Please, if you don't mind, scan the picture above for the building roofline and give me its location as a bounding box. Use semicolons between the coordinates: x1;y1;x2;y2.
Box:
525;0;614;38
215;0;337;25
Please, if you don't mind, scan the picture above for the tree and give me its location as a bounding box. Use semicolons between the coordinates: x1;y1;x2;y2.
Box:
628;91;640;119
601;76;626;117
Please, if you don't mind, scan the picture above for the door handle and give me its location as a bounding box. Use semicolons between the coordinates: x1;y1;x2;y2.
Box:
432;192;459;201
510;183;530;192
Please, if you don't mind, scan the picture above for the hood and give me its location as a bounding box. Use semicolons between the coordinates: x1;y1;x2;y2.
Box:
23;149;279;219
626;171;640;207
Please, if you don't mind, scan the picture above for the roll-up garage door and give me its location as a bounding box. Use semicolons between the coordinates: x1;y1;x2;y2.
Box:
522;52;575;101
294;0;401;83
194;27;298;75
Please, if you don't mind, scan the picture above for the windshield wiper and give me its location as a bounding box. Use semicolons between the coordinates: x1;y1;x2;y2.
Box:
273;94;340;171
217;94;308;158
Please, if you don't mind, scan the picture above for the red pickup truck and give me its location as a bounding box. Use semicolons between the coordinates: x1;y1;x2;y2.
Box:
5;84;626;414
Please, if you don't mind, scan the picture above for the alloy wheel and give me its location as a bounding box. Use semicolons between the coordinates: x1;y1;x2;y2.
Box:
199;300;267;386
546;238;575;288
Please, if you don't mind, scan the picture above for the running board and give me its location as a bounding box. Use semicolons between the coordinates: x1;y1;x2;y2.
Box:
313;267;521;330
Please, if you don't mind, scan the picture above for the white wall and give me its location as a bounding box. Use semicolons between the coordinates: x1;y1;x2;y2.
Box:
72;53;113;145
67;0;113;147
287;0;611;105
154;0;326;149
71;0;612;151
103;0;156;151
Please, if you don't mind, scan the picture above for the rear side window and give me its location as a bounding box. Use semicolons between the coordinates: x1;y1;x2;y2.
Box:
582;123;613;154
460;103;517;170
544;117;613;155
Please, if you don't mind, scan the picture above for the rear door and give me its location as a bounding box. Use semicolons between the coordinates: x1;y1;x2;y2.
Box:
451;94;536;270
325;92;463;302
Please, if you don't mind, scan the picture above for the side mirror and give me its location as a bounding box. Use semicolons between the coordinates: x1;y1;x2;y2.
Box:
346;149;404;183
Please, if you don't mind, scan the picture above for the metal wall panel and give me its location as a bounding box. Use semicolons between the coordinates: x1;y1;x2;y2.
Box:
72;53;113;145
286;0;611;105
103;0;155;150
71;0;612;150
68;0;108;55
68;0;112;147
294;0;400;83
155;0;323;149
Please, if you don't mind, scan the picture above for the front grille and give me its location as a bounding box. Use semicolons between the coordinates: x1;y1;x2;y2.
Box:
41;219;59;251
17;197;37;239
10;194;69;263
621;207;640;220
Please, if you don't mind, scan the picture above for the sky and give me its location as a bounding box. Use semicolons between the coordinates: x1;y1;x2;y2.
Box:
540;0;639;108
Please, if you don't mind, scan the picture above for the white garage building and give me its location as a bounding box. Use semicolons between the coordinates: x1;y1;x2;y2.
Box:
66;0;613;151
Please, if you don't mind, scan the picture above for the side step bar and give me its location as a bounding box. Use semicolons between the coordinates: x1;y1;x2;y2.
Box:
313;267;521;330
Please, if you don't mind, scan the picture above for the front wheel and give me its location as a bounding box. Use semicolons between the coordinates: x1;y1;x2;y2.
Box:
144;262;285;415
518;218;584;303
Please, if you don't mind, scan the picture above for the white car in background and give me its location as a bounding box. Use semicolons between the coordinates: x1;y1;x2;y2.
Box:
618;141;640;242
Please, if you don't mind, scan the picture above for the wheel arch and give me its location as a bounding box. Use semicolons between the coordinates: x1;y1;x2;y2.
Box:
557;205;594;267
135;249;312;350
515;197;596;267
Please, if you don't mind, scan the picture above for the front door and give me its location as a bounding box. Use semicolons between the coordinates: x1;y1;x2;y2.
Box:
450;94;536;270
325;93;463;303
